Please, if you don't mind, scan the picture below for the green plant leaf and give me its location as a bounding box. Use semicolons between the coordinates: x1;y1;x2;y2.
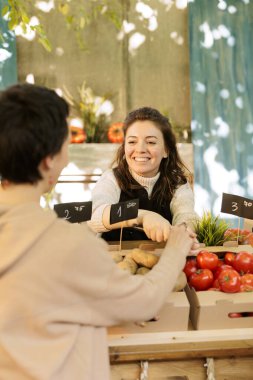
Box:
1;5;9;17
194;211;231;246
38;37;52;52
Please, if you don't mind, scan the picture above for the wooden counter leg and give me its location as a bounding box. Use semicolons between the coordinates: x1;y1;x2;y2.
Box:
205;357;215;380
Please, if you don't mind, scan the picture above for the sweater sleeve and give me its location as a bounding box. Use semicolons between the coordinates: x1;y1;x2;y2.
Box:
170;182;200;229
88;241;187;326
50;222;188;327
87;169;121;233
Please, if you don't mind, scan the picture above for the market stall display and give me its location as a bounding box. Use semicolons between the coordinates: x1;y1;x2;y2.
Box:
107;237;253;379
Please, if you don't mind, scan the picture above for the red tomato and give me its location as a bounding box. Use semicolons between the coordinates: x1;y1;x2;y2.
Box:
189;269;214;291
232;251;253;274
213;264;233;279
216;259;225;267
228;312;242;318
224;228;249;244
217;269;241;293
241;273;253;287
243;232;253;246
240;284;253;292
196;251;219;271
224;252;236;266
212;278;221;289
224;228;239;240
240;229;251;236
183;258;197;278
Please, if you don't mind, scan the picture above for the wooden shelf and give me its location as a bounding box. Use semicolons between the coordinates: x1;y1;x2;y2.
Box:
108;327;253;363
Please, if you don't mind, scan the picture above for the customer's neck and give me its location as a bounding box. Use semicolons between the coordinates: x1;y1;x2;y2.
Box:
0;181;43;205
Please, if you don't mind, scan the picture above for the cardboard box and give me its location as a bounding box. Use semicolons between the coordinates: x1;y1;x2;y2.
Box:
200;244;253;255
107;291;190;335
108;242;253;257
185;284;253;330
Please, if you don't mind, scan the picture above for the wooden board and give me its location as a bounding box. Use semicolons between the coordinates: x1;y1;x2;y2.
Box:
110;357;253;380
107;240;253;256
109;328;253;380
108;327;253;362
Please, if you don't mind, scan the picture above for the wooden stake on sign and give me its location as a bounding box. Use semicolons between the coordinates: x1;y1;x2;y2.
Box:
109;199;139;251
119;226;123;252
236;217;240;244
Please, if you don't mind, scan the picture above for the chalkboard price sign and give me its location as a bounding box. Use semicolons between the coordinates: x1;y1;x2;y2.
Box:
110;199;139;225
221;193;253;220
54;201;92;223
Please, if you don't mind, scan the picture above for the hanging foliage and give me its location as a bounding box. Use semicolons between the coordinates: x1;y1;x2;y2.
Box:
0;0;121;51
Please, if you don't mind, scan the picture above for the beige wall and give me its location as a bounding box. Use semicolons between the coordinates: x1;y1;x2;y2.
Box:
17;2;191;129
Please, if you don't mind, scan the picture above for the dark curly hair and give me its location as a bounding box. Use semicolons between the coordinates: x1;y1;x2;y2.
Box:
112;107;191;206
0;83;69;184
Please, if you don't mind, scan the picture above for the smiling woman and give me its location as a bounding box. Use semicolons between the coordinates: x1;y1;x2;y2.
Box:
124;119;168;177
88;106;200;245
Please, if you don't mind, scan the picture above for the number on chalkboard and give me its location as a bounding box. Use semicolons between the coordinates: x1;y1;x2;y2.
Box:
54;201;92;223
221;193;253;220
110;199;139;225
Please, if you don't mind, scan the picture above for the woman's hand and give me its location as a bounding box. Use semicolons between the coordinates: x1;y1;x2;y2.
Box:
141;211;171;242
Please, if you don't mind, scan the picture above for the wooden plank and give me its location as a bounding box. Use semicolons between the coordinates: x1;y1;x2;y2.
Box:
214;357;253;380
108;327;253;346
110;357;253;380
111;360;206;380
147;360;206;380
202;244;253;254
109;339;253;363
107;241;253;254
107;240;165;250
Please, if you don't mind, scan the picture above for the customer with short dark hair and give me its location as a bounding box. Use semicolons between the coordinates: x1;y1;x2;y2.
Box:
0;84;195;380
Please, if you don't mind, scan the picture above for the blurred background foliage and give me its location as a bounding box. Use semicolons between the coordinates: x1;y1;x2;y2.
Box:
1;0;121;51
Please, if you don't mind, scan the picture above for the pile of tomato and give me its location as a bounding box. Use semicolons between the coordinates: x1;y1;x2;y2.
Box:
224;228;253;245
183;250;253;293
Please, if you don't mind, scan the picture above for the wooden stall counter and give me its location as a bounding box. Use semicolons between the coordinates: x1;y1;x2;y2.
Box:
108;327;253;380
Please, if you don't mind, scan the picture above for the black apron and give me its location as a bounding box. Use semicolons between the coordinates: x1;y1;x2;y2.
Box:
102;177;172;241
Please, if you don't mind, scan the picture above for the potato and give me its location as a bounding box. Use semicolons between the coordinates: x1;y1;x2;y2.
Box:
172;271;187;292
136;266;150;275
131;248;159;268
111;252;123;264
117;257;138;274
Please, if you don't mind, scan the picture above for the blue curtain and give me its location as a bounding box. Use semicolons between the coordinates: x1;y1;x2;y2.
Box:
0;0;17;89
189;0;253;223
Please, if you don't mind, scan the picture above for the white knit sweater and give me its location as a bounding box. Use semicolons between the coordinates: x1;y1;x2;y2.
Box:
88;169;199;233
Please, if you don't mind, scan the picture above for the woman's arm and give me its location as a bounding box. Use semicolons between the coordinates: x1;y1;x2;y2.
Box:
64;223;195;326
170;182;200;230
89;169;172;241
88;170;141;232
100;207;171;242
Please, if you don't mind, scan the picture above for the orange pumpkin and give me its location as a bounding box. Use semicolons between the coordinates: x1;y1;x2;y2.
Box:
69;125;86;144
107;122;124;143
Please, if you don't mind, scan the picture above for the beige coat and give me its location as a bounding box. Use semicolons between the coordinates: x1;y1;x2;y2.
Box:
0;202;186;380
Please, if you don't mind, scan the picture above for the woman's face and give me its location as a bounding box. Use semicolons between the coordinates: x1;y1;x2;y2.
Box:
124;120;168;177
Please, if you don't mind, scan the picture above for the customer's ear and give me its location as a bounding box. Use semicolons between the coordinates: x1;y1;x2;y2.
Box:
41;156;54;170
